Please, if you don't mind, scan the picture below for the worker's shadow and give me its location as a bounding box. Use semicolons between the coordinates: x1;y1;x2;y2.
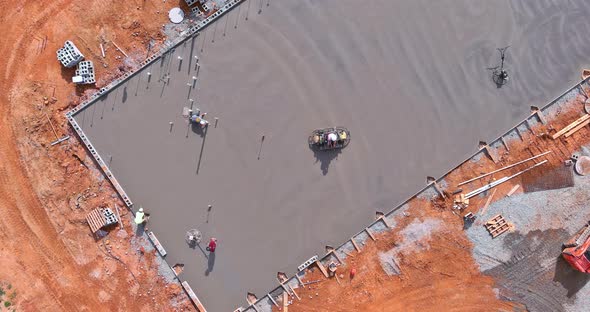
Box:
122;86;128;103
135;223;146;236
60;66;75;83
312;149;341;175
205;252;216;276
553;255;590;297
191;122;207;138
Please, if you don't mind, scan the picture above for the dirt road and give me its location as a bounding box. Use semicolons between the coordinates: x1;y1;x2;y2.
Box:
0;0;193;310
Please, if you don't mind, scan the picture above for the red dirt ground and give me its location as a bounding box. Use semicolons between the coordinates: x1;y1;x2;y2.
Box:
0;0;195;310
2;1;590;311
282;199;519;312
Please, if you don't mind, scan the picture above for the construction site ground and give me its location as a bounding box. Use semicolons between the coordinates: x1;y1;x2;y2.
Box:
0;0;196;310
276;93;590;311
3;0;590;311
72;1;590;310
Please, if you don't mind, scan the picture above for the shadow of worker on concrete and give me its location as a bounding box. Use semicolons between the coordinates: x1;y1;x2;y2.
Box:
190;124;209;174
205;251;216;276
191;121;208;138
134;223;145;236
195;243;210;260
312;148;342;176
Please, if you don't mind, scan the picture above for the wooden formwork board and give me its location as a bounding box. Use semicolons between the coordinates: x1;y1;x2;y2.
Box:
350;238;360;252
379;216;393;228
330;250;343;264
182;281;207;312
315;261;329;278
282;291;289;312
288;285;300;301
147;231;167;257
552;114;590;139
366;228;376;241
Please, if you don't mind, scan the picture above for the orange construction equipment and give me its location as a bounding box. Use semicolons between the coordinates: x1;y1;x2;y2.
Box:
562;221;590;273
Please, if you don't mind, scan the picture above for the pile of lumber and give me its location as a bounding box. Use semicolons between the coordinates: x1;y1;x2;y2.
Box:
453;193;469;211
552;114;590;139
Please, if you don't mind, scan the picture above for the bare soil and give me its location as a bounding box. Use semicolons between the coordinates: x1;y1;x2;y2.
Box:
0;0;195;310
2;0;590;311
281;198;520;312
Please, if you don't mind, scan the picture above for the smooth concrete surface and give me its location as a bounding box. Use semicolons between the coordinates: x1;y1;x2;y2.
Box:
75;1;590;310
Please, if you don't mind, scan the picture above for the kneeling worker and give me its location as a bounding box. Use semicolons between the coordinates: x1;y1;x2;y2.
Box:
135;207;149;226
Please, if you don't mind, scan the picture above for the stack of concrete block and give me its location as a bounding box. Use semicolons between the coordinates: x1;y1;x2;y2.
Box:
102;207;118;226
184;0;201;6
57;41;84;68
72;61;96;84
202;1;212;12
191;6;204;17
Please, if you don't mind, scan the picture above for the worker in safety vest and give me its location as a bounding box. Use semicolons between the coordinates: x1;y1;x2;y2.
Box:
190;110;209;129
135;207;147;225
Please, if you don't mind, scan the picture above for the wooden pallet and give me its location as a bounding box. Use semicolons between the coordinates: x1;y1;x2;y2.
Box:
86;208;107;233
484;214;511;238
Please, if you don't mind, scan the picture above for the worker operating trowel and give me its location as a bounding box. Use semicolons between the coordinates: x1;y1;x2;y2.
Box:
188;108;209;129
134;207;150;234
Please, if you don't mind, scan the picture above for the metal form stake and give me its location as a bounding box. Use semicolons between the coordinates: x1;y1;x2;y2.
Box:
257;135;265;160
115;204;123;229
46;113;71;146
206;205;212;223
45;114;59;139
112;41;128;58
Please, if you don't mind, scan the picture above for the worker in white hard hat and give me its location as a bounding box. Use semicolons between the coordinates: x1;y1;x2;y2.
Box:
135;207;147;225
327;132;338;148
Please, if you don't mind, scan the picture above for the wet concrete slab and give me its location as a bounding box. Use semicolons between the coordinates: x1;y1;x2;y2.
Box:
74;0;590;310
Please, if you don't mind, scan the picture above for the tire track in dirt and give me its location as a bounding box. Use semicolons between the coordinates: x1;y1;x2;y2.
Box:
0;0;105;309
0;0;195;310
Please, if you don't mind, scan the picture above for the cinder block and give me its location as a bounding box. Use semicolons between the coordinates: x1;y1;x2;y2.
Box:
57;40;84;68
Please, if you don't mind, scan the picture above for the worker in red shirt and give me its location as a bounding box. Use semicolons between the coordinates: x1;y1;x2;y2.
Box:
207;237;217;253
